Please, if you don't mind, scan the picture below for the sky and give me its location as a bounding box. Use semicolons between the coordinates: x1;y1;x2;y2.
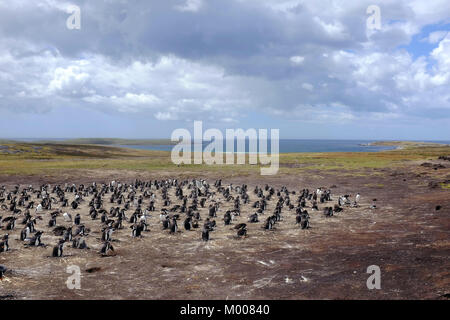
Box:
0;0;449;140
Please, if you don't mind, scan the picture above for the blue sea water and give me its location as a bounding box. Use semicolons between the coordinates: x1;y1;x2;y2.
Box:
6;138;450;153
118;139;443;153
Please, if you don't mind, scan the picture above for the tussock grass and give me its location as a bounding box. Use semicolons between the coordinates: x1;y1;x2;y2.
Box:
0;142;449;176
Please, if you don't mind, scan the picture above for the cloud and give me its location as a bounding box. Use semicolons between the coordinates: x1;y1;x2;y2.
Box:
425;30;449;43
174;0;203;12
290;56;305;65
0;0;449;137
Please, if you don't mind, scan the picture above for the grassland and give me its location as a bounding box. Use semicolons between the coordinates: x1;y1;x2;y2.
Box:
34;138;176;145
0;141;449;177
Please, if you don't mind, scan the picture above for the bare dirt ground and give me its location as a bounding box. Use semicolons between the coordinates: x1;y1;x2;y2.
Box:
0;160;449;300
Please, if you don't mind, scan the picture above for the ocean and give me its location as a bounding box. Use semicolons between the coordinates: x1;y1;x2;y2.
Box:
117;139;431;153
7;138;449;153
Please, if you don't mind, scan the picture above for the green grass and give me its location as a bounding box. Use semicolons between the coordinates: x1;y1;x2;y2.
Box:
0;142;449;177
34;138;176;146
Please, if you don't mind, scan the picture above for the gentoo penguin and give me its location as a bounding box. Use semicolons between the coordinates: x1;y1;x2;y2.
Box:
28;231;43;246
112;218;123;230
102;227;114;242
184;217;191;231
300;215;309;229
370;198;377;209
73;225;86;237
263;216;274;230
100;241;114;255
74;213;81;225
63;227;73;242
159;211;168;221
72;236;89;249
0;265;7;280
0;234;9;252
5;217;16;230
323;207;333;217
248;213;259;223
224;211;231;225
162;216;170;230
235;223;247;237
131;224;143;238
201;227;209;241
169;217;178;233
52;239;65;257
26;219;36;233
20;226;30;241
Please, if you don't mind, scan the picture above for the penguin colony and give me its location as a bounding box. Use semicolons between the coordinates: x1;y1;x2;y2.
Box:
0;179;361;260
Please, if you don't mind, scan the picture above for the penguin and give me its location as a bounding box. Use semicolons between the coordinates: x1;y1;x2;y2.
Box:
20;226;30;241
263;217;274;230
102;227;114;242
184;217;192;231
53;225;67;236
162;216;170;230
21;211;31;225
27;219;36;233
63;227;73;242
28;231;43;246
224;211;232;225
131;224;143;238
72;236;88;249
73;225;86;237
74;213;81;225
52;239;65;257
101;211;107;223
201;227;209;241
100;241;114;255
0;265;7;280
248;213;259;223
139;220;149;232
0;234;9;252
90;209;98;220
300;216;309;229
323;207;333;217
169;217;178;233
295;213;302;224
112;218;123;230
236;224;247;237
5;217;16;230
